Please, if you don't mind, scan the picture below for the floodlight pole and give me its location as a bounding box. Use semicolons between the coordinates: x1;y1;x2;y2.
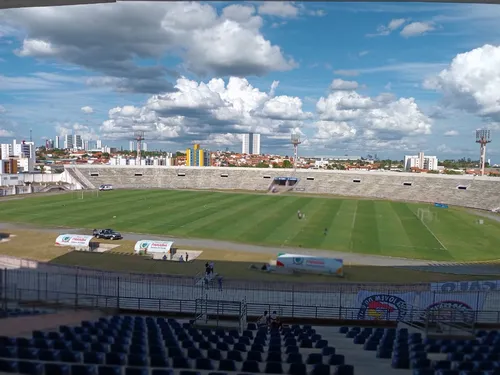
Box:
291;133;301;172
475;129;492;176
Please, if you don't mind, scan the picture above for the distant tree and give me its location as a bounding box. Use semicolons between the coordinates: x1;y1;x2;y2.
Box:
282;160;293;169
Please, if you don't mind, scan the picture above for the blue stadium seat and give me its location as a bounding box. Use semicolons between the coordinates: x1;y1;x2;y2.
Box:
251;343;264;352
0;347;16;358
286;346;299;354
72;364;98;375
218;359;237;372
151;369;174;375
199;341;212;350
234;343;247;352
168;347;183;357
306;353;323;365
18;361;43;375
216;342;230;351
61;350;83;363
321;347;335;356
0;359;18;373
207;349;222;361
172;356;191;369
195;358;214;370
39;349;60;361
18;348;38;360
328;354;345;365
289;363;307;375
84;351;105;365
266;361;284;374
247;350;263;362
187;348;203;359
310;364;330;375
45;363;70;375
227;351;243;362
150;355;170;367
241;360;260;373
125;368;149;375
267;352;282;362
334;365;354;375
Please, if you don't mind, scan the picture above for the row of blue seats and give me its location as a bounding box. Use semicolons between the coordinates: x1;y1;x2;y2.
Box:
0;359;355;375
0;308;45;318
0;347;345;365
413;370;500;375
0;336;324;353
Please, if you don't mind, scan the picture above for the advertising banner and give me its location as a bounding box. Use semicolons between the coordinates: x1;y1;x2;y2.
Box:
418;291;486;323
276;253;343;276
431;280;500;292
134;240;174;254
356;291;417;321
55;234;93;247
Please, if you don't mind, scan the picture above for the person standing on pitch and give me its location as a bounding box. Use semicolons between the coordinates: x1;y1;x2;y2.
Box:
217;276;223;291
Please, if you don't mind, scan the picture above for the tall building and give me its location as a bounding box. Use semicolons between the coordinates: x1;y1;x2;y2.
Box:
96;139;102;149
404;152;438;171
0;143;12;159
73;134;83;149
45;139;54;149
143;142;148;152
84;140;89;151
64;134;73;149
186;143;210;167
129;140;135;152
55;136;60;149
242;133;261;155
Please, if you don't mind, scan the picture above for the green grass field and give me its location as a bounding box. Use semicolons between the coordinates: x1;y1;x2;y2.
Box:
0;189;499;262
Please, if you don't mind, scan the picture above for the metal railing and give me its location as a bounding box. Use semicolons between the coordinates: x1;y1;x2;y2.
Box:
5;287;500;324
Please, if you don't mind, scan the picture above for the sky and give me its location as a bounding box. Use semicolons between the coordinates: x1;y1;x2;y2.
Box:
1;1;500;159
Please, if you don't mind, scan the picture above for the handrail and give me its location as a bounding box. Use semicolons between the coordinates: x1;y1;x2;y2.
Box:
6;287;500;323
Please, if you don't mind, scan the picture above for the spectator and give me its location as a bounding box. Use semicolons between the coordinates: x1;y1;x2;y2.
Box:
162;254;167;261
217;276;223;291
257;311;268;328
209;261;214;275
185;252;189;262
270;311;281;329
179;255;184;262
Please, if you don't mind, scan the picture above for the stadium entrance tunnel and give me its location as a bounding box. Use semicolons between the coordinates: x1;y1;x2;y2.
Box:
269;177;300;193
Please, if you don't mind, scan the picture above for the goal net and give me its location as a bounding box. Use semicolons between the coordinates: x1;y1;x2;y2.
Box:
73;189;100;200
417;208;436;223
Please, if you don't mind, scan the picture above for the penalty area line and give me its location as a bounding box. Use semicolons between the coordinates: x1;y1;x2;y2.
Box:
413;211;448;251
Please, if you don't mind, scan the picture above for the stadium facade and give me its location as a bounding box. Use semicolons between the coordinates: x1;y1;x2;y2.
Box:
63;165;500;211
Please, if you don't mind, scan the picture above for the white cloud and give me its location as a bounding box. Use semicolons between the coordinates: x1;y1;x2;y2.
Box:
99;76;312;146
358;50;369;57
400;21;435;37
0;129;14;137
81;106;94;114
424;44;500;121
330;79;359;91
367;18;407;37
333;69;359;77
258;2;299;18
0;105;5;114
2;2;296;93
312;86;432;150
444;130;459;136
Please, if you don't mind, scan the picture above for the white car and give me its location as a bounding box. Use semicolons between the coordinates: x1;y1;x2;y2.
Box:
99;184;113;191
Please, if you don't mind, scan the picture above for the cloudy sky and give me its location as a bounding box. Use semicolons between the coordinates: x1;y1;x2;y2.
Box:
1;1;500;159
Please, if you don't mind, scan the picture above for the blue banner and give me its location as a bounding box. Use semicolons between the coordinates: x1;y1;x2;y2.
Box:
434;203;448;209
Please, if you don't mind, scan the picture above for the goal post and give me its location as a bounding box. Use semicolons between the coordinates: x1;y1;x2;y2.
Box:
73;189;100;200
417;208;435;222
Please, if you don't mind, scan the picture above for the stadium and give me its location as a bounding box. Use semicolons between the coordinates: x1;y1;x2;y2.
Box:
2;1;500;375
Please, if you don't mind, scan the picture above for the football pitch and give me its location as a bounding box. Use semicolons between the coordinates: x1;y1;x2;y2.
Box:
0;189;499;262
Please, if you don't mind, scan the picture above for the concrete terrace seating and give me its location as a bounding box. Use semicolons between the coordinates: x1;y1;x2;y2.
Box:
338;326;500;375
70;166;500;211
0;315;354;375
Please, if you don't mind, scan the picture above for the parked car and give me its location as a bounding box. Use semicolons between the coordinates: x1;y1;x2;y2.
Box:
99;184;113;191
92;228;122;240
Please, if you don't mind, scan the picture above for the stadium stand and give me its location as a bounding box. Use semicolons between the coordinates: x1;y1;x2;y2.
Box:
0;315;356;375
338;326;500;374
67;165;500;211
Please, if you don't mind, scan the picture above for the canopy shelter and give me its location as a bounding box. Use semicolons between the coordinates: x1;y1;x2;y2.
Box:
277;253;344;276
134;240;174;258
55;234;97;251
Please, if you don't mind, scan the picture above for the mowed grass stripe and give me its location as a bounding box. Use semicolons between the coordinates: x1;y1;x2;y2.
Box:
289;199;343;249
263;197;326;246
175;194;264;237
55;190;187;228
351;200;381;255
390;202;454;261
210;196;294;242
237;196;314;244
2;189;500;261
116;191;232;233
374;201;418;258
145;193;250;234
0;190;168;227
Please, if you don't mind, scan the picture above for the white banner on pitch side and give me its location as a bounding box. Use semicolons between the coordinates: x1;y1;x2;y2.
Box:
356;291;417;321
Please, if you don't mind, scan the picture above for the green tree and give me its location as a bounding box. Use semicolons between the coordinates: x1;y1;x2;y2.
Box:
282;160;293;169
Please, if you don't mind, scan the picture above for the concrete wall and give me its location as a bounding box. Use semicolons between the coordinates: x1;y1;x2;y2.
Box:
71;165;500;210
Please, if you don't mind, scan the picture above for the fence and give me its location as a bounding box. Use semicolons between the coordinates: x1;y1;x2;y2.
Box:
2;267;500;323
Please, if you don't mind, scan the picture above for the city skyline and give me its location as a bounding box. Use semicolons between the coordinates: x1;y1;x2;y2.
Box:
0;2;499;159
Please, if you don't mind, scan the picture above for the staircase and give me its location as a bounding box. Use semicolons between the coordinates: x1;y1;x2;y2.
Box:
65;167;96;189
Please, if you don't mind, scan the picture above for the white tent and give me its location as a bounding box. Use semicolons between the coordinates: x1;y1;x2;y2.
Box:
134;240;174;255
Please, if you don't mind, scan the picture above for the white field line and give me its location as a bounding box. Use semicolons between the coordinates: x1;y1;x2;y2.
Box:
413;211;448;251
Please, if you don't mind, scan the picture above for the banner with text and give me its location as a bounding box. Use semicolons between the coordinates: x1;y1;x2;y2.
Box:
430;280;500;292
418;291;486;323
356;291;417;321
